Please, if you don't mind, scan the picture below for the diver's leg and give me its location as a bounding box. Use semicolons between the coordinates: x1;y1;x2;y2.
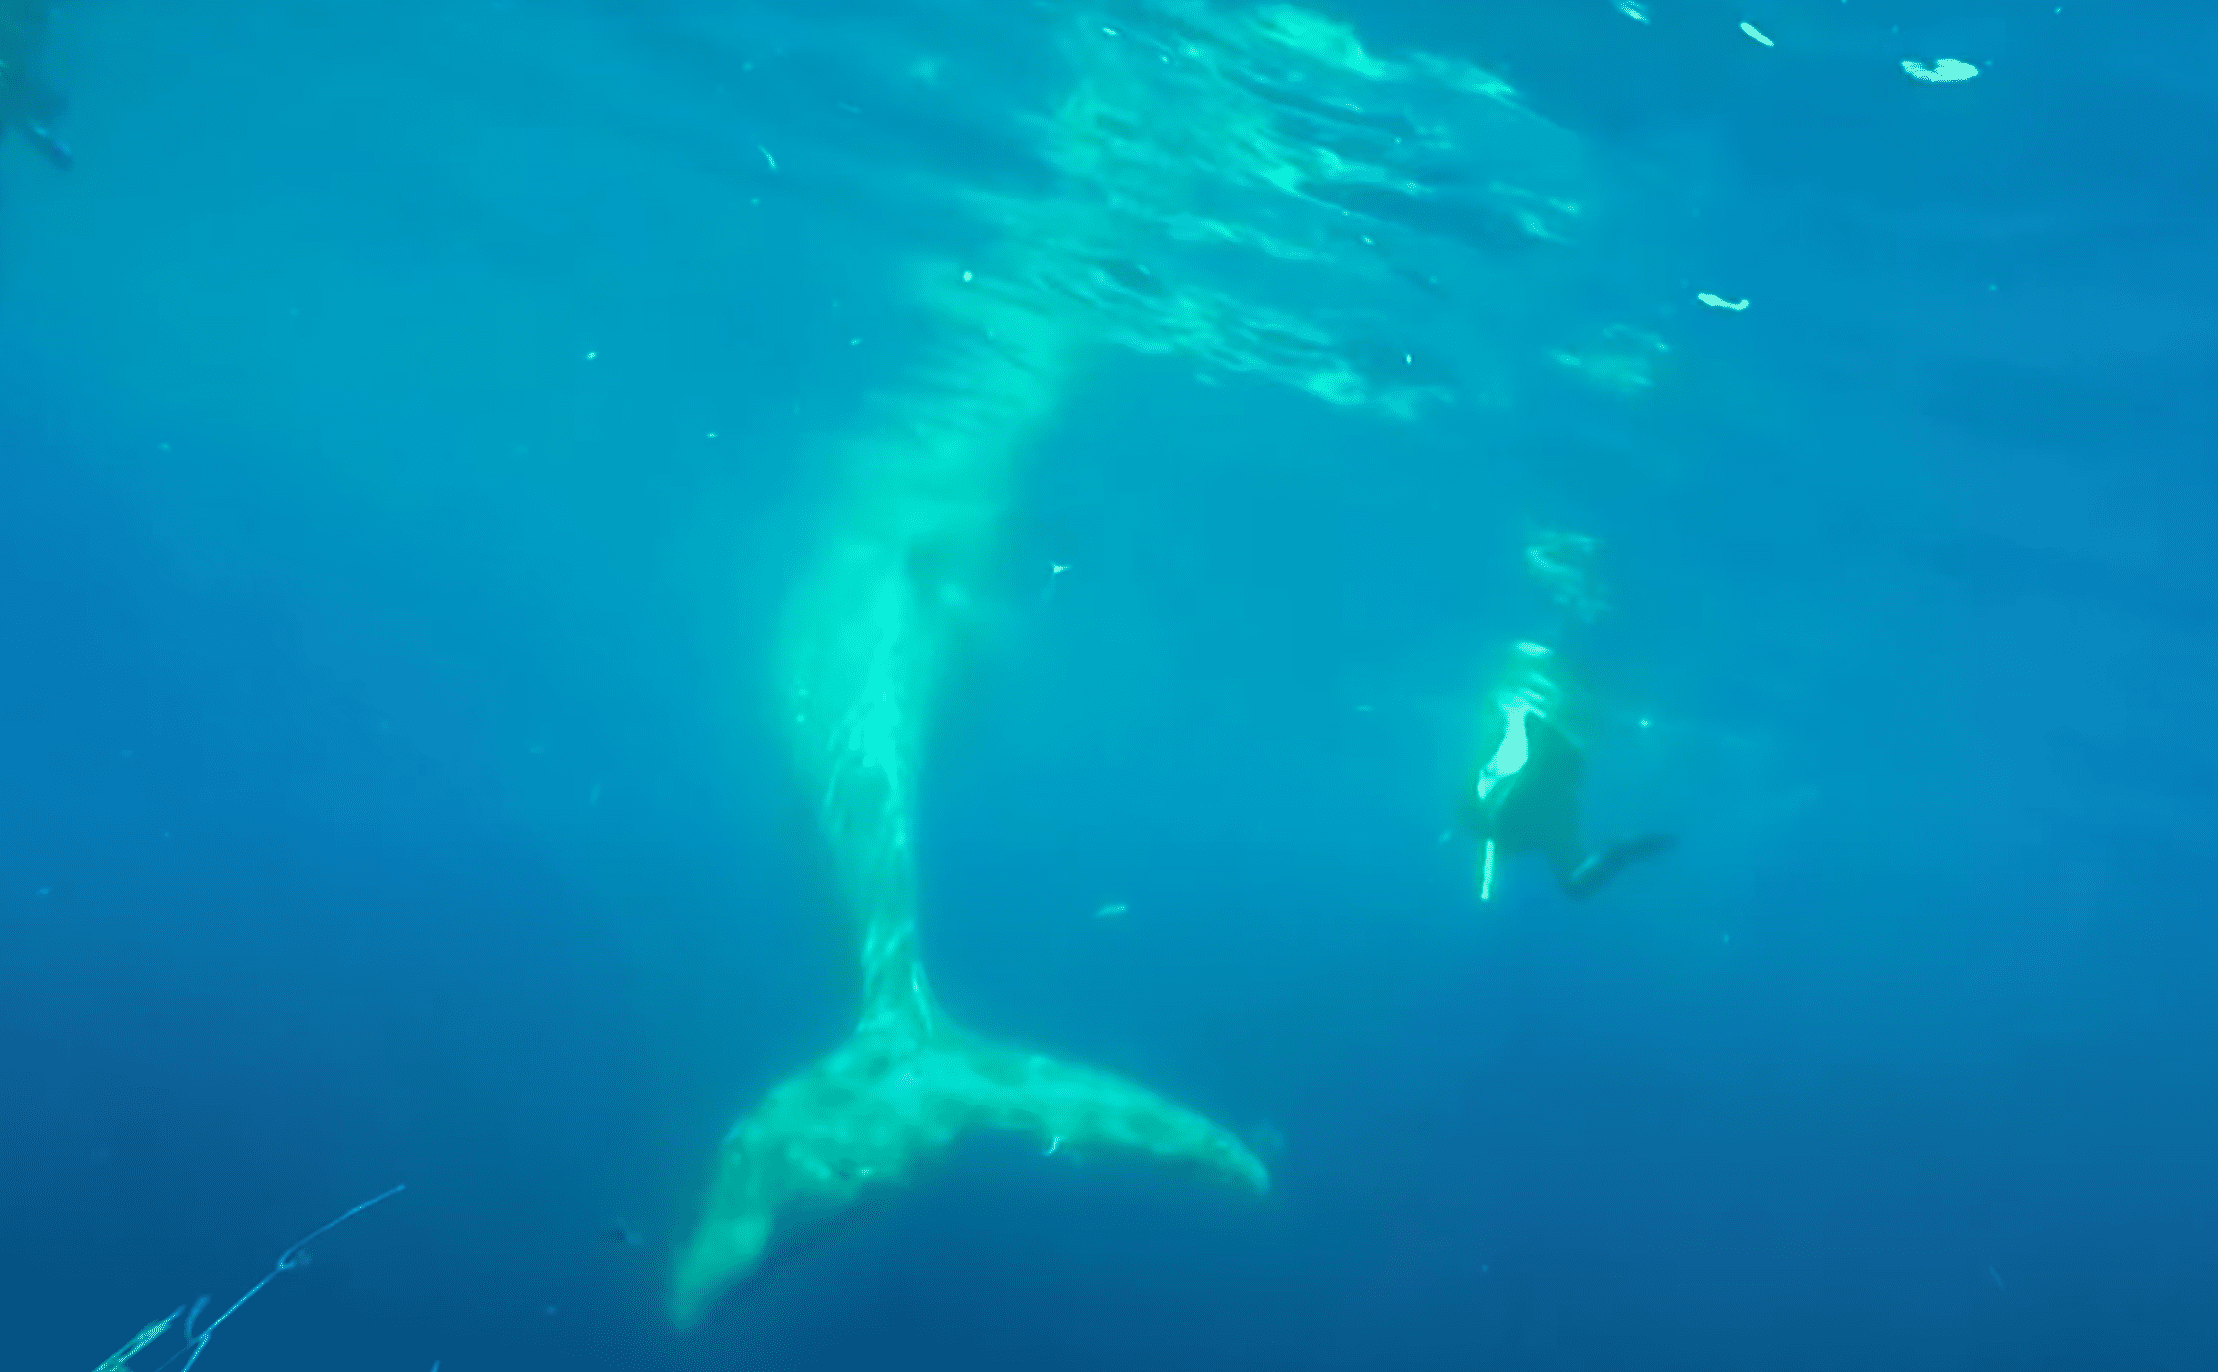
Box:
1519;781;1593;897
1542;835;1587;896
1563;833;1678;899
26;121;71;169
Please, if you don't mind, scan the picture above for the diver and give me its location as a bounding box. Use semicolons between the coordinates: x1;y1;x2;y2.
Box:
0;0;73;170
1463;638;1675;903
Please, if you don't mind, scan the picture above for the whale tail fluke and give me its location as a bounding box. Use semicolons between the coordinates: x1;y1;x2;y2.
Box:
671;1013;1266;1329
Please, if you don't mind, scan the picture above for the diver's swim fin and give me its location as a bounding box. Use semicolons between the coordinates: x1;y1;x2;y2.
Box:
1565;832;1676;899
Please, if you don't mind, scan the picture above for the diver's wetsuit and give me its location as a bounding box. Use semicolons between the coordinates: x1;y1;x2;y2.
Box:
1466;703;1673;902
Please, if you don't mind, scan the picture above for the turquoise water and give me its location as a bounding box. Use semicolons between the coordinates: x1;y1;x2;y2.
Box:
3;0;2213;1367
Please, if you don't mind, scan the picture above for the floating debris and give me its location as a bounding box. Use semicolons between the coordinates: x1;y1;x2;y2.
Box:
1697;292;1750;311
1093;901;1130;919
1739;21;1774;46
1615;0;1651;23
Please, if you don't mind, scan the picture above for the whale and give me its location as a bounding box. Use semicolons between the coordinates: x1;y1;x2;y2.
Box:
671;0;1592;1327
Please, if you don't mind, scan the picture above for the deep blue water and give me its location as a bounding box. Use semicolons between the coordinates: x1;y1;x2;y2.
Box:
4;0;2215;1368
